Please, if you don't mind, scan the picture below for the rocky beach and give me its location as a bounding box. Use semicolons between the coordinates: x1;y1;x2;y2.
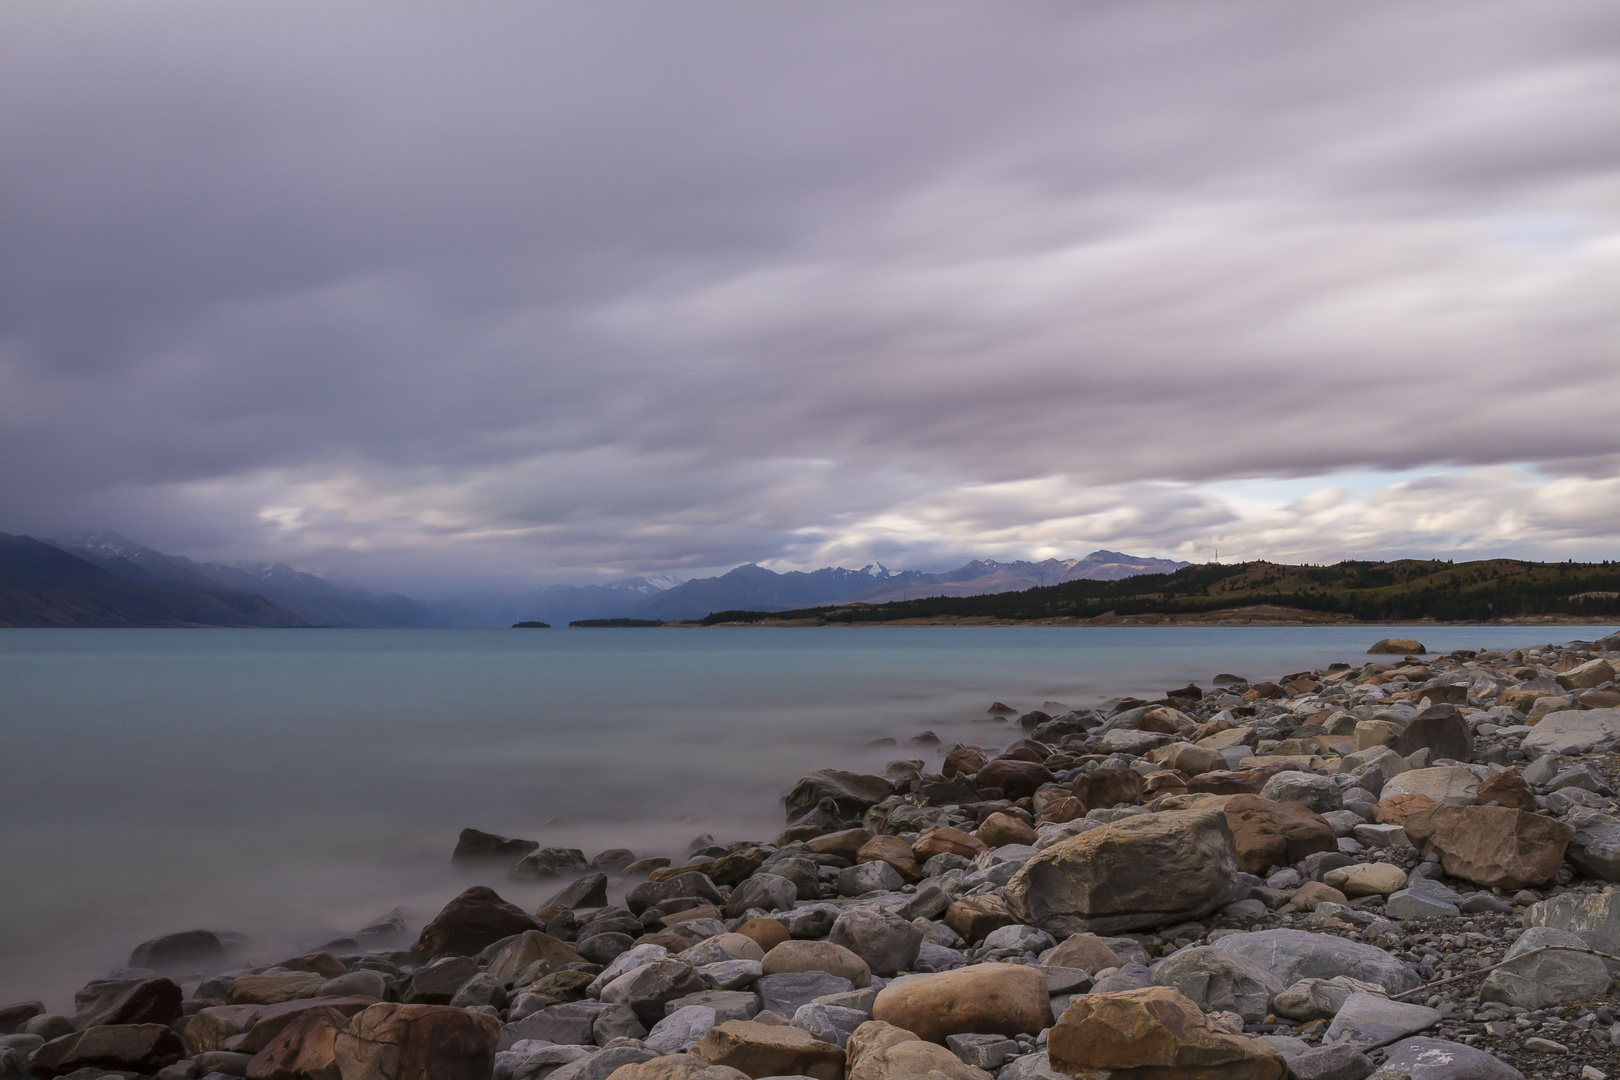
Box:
7;631;1620;1080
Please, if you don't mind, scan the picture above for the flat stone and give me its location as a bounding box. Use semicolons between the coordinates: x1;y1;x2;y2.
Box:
1209;930;1420;995
790;1003;868;1050
755;974;853;1019
1149;945;1284;1023
1323;864;1407;898
1385;889;1461;920
646;1006;719;1054
692;1020;844;1080
1523;708;1620;756
1322;992;1440;1050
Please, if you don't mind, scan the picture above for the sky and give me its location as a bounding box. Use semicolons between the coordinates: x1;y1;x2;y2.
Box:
2;2;1618;593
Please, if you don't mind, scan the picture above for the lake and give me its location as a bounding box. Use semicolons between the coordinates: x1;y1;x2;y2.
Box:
1;623;1611;1009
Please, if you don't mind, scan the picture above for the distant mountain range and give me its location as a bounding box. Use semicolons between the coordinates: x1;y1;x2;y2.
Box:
0;527;1188;627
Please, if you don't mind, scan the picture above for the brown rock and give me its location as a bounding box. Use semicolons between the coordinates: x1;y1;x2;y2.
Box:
331;1003;499;1080
806;829;875;860
1044;933;1124;972
761;941;871;988
1368;639;1426;655
1186;766;1288;796
662;905;723;927
246;1006;345;1080
733;918;790;953
845;1020;991;1080
1147;743;1227;778
1220;795;1338;876
856;836;923;883
943;895;1016;945
942;747;989;778
228;973;326;1007
872;964;1051;1043
975;812;1036;848
1290;882;1348;911
605;1055;750;1080
1048;986;1286;1080
183;1005;265;1053
412;886;541;959
1037;796;1083;824
973;759;1054;801
1477;771;1538;812
1402;805;1576;889
80;977;182;1028
702;849;768;887
691;1019;845;1080
1141;771;1189;800
274;953;350;979
1373;792;1439;826
28;1024;186;1077
911;827;988;862
1003;809;1243;936
1139;706;1197;735
487;930;583;985
238;998;380;1056
1070;768;1144;812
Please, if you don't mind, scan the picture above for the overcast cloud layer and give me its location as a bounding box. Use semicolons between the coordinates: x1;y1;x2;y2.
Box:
3;2;1618;591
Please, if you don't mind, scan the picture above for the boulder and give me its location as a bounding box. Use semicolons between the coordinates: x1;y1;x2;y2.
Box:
1401;805;1574;889
1043;933;1123;973
692;1020;845;1080
182;1004;265;1053
550;1042;660;1080
911;828;986;862
512;848;590;879
942;748;989;779
845;1020;991;1080
1476;771;1536;812
412;886;541;959
547;874;610;911
1148;946;1285;1024
245;1005;346;1080
828;909;923;978
756;973;853;1017
1004;809;1242;935
1381;1037;1527;1080
235;998;380;1056
404;956;478;1005
1046;987;1286;1079
761;941;872;988
1479;926;1611;1008
499;1000;604;1048
600;960;708;1027
79;977;182;1028
837;861;904;897
128;929;227;972
1145;743;1226;778
450;828;538;865
855;836;923;883
1392;711;1472;764
331;1004;497;1080
1320;992;1440;1051
1272;976;1385;1022
974;814;1035;849
1283;1044;1376;1080
1209;930;1419;995
1219;795;1338;876
785;771;895;824
682;934;765;966
725;874;798;919
626;872;725;917
229;973;326;1006
1523;707;1620;755
647;1005;720;1054
27;1024;186;1077
489;931;584;985
872;964;1051;1043
1372;792;1438;826
1369;639;1426;654
1379;767;1479;806
791;1003;869;1050
807;829;876;860
1257;773;1341;815
942;895;1016;944
1523;890;1620;941
733;918;791;953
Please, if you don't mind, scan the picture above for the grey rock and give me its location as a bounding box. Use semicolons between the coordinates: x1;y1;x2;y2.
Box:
726;874;799;918
450;972;509;1010
1089;962;1151;994
791;1003;868;1048
667;991;760;1023
624;872;724;917
588;944;669;996
1522;708;1620;756
943;1033;1018;1070
0;1049;24;1080
780;904;841;939
599;959;707;1026
828;907;923;976
547;1043;659;1080
698;960;763;990
1384;890;1460;920
1523;890;1620;940
812;987;878;1014
1149;945;1284;1023
1322;993;1441;1050
980;924;1055;955
997;1049;1066;1080
1039;966;1091;995
1260;772;1343;814
546;874;609;911
1351;824;1411;850
316;970;388;999
578;933;635;966
495;1043;594;1080
1380;1037;1526;1080
1286;1043;1376;1080
756;972;854;1017
1479;926;1610;1008
913;942;968;972
1522;755;1564;786
1323;811;1365;838
1566;810;1620;881
644;1005;717;1053
592;1004;647;1044
1393;711;1472;765
1209;930;1420;994
500;1001;606;1049
897;885;951;922
836;862;904;897
785;770;894;823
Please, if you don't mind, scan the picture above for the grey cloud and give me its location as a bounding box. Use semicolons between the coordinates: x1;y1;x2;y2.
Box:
1;2;1617;587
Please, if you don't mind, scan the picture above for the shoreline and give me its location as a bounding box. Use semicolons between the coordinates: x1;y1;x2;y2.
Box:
6;627;1620;1079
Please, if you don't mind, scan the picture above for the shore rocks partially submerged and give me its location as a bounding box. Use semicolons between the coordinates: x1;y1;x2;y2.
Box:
6;629;1620;1079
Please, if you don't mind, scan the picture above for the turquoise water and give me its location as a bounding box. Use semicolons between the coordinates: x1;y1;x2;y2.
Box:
0;624;1611;1009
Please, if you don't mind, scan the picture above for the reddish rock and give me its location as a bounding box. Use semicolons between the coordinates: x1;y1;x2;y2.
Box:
331;1004;499;1080
974;759;1054;800
1220;795;1339;876
411;886;541;959
805;828;874;860
872;964;1052;1043
29;1024;185;1077
1373;793;1439;826
912;827;988;861
733;918;791;953
943;895;1016;944
856;835;923;883
1477;771;1537;812
274;952;349;979
942;747;989;778
1036;796;1083;824
246;1006;346;1080
1187;766;1287;796
1070;768;1144;811
1047;987;1285;1079
975;812;1036;848
1402;805;1575;889
80;977;182;1028
237;998;380;1055
692;1020;844;1080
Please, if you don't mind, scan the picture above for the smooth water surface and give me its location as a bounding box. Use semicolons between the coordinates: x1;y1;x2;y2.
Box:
1;624;1610;1008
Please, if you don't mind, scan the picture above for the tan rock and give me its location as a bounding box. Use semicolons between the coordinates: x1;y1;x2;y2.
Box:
1355;720;1403;750
236;998;381;1056
1219;795;1337;876
183;1005;264;1053
1043;933;1124;973
1037;796;1083;824
975;812;1036;848
1402;805;1575;889
761;940;872;987
856;836;923;883
845;1020;991;1080
604;1054;750;1080
1558;659;1616;691
1368;639;1426;655
1147;742;1227;777
1323;863;1407;897
227;973;325;1007
1372;792;1438;826
733;918;790;954
1139;706;1197;735
807;829;875;860
331;1003;499;1080
1477;771;1537;812
1381;766;1479;806
1290;882;1347;911
1070;769;1144;812
487;930;583;985
1047;987;1287;1080
246;1005;345;1080
911;828;987;862
691;1020;845;1080
942;895;1016;945
872;964;1052;1044
1196;727;1257;752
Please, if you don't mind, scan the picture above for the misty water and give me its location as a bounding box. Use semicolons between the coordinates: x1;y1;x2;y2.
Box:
2;624;1614;1010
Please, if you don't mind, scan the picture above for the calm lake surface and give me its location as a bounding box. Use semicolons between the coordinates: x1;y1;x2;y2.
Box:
2;624;1613;1009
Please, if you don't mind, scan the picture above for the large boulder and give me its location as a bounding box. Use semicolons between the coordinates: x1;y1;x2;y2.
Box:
1004;809;1242;935
1046;987;1287;1079
845;1020;992;1080
785;771;894;823
332;1003;498;1080
626;872;725;917
1381;1037;1526;1080
450;828;538;865
1369;639;1426;654
488;931;583;985
692;1019;845;1080
79;977;182;1028
245;1005;346;1080
599;960;707;1027
1401;805;1575;889
1148;945;1285;1024
873;964;1051;1044
1393;710;1473;764
1479;926;1612;1009
411;886;541;959
1523;708;1620;755
1209;930;1419;995
605;1055;750;1080
1380;767;1479;806
761;941;871;987
1220;795;1338;875
1523;890;1620;940
28;1024;185;1077
828;908;923;977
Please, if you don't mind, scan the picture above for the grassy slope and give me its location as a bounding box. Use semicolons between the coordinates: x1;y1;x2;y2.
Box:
701;558;1620;625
